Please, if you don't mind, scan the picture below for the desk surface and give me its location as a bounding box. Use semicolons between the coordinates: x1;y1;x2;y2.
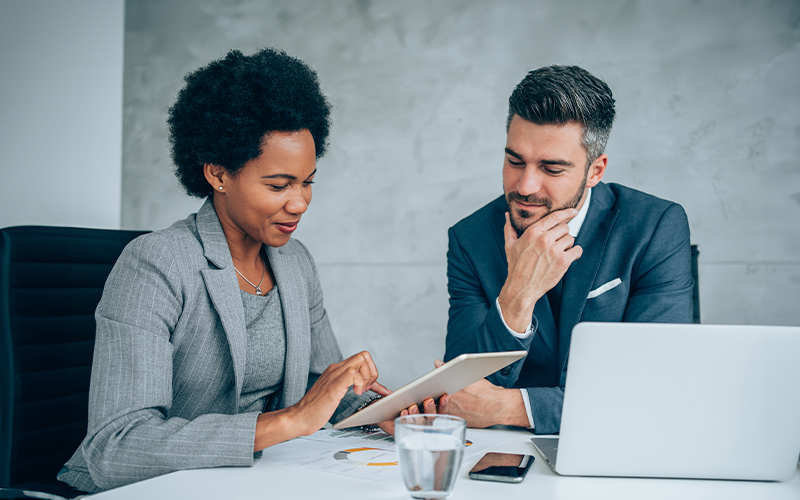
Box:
91;427;800;500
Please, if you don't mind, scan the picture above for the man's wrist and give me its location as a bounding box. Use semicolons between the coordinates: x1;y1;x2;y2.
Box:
497;290;538;334
496;297;534;338
496;386;532;427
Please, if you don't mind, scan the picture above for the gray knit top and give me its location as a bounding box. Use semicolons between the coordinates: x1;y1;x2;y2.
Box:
238;285;286;413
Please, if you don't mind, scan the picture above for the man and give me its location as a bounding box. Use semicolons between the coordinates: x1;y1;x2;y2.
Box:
444;65;693;434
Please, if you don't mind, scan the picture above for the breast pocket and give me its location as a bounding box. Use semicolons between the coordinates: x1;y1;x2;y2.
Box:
582;279;629;319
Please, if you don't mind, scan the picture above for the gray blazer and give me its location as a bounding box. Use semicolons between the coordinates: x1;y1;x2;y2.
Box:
59;199;365;492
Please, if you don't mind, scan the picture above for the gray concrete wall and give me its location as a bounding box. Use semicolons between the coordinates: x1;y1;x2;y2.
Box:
0;0;124;229
122;0;800;390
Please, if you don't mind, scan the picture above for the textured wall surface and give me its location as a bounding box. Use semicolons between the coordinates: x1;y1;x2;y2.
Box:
122;0;800;389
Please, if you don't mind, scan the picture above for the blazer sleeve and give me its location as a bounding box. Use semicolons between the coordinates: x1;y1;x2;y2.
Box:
623;203;694;323
524;387;563;435
75;235;258;491
444;226;533;381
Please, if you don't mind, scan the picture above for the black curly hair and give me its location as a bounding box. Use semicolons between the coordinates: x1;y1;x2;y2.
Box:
168;48;332;198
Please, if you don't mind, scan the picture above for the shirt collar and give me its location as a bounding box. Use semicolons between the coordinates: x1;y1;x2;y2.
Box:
567;187;592;238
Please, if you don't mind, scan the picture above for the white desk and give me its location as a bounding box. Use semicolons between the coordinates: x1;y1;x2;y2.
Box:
91;427;800;500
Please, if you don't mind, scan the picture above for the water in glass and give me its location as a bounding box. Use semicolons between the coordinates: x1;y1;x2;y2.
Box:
397;430;464;498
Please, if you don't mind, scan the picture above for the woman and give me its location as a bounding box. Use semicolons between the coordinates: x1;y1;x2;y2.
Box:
58;48;443;493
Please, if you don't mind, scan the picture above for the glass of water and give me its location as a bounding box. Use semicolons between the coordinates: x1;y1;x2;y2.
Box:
395;414;467;499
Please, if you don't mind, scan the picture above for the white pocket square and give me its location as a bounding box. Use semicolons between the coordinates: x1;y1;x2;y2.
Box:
587;278;622;299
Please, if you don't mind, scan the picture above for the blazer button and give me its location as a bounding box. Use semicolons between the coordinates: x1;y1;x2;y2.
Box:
500;367;511;376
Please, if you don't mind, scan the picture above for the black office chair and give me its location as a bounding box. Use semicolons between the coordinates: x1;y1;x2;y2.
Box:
690;244;700;324
0;226;147;499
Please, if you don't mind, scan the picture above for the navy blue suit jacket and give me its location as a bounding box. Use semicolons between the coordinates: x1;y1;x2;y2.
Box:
445;182;693;434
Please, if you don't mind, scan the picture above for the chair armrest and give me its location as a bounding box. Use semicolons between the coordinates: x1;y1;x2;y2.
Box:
0;487;69;499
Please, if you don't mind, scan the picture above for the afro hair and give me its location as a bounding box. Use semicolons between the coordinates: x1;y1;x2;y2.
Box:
167;48;332;198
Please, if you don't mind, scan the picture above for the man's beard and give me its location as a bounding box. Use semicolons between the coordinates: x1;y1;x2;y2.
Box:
506;179;586;235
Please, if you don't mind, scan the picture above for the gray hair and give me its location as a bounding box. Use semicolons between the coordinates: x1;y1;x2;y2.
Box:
507;65;615;164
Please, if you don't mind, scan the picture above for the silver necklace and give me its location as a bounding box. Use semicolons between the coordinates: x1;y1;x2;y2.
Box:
234;259;265;296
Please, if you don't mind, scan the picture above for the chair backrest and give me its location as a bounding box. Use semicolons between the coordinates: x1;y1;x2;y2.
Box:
690;244;700;324
0;225;148;487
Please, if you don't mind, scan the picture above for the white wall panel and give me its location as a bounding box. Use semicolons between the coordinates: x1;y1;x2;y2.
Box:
0;0;124;229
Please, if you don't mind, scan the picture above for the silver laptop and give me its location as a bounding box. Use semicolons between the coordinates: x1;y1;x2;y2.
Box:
531;322;800;481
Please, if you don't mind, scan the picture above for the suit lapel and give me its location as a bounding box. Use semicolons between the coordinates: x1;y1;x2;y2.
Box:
266;245;310;408
558;183;618;372
490;197;507;258
195;199;248;399
492;198;557;359
201;269;247;397
532;296;558;360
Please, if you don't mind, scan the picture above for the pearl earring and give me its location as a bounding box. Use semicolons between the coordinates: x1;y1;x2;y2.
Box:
218;186;223;191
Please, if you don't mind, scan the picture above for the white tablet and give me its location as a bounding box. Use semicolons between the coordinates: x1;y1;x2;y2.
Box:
332;350;527;429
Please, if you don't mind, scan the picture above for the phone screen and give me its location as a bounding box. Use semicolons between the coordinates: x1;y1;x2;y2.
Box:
468;452;534;482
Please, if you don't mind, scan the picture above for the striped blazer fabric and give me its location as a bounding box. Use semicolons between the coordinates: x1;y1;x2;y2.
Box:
58;199;366;492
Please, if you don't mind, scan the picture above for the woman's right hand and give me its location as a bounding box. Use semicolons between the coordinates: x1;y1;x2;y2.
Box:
253;351;382;451
289;350;381;436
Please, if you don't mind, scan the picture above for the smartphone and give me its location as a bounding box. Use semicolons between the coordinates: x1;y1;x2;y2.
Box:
468;452;535;483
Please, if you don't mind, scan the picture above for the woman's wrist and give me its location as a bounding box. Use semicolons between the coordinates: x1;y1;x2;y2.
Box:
253;407;305;452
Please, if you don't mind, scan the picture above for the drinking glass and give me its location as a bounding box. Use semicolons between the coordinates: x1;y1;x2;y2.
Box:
395;414;467;499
